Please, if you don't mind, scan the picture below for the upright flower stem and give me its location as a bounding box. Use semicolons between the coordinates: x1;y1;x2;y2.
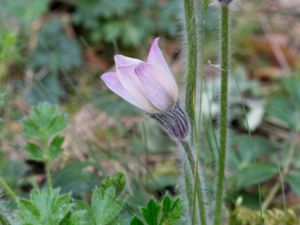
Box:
181;141;207;225
193;1;207;224
213;4;230;225
183;0;208;224
183;161;194;219
183;0;197;129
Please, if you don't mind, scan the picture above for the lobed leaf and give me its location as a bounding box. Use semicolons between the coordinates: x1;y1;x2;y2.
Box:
22;102;67;140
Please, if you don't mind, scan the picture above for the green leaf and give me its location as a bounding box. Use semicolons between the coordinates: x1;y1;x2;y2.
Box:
91;187;123;225
100;172;126;196
29;19;82;74
141;199;160;225
161;195;184;225
227;134;276;169
162;195;172;214
267;96;299;131
267;76;300;132
71;200;94;225
131;194;184;225
287;171;300;197
2;0;49;29
25;143;45;161
283;76;300;112
233;163;278;188
49;136;64;160
130;217;144;225
17;189;71;225
60;210;89;225
22;102;67;140
18;199;40;223
26;74;65;105
52;162;98;196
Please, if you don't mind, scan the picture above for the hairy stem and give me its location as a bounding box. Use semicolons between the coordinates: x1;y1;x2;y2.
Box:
183;161;194;220
44;140;52;190
181;141;207;225
0;177;17;200
183;0;197;130
193;0;208;224
214;5;229;225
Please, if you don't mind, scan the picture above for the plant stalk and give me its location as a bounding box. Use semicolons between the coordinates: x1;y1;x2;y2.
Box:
0;177;17;200
183;161;194;220
181;141;207;225
44;140;52;190
183;0;197;130
193;0;208;224
213;5;229;225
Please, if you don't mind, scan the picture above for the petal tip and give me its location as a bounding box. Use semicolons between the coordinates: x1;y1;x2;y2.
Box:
114;54;141;68
101;72;115;83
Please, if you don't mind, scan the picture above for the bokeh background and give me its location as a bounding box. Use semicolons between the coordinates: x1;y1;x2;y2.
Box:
1;0;300;220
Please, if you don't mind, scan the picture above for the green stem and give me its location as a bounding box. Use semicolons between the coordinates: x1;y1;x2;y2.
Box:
0;177;17;200
183;161;194;220
181;142;207;225
193;1;207;224
183;0;197;130
44;140;52;190
214;5;229;225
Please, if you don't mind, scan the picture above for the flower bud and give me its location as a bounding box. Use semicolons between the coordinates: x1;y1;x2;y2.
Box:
149;103;190;141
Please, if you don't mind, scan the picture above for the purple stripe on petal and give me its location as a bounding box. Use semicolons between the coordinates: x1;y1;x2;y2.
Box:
116;65;157;113
135;63;174;112
101;72;144;109
135;62;178;103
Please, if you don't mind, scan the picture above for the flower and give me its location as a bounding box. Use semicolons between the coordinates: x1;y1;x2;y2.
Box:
101;38;189;140
101;38;178;113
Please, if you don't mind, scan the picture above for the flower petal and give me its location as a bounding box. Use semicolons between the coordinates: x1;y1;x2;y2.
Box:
116;65;157;113
135;62;178;103
114;55;141;67
147;38;178;100
135;63;174;111
101;72;144;109
147;38;167;67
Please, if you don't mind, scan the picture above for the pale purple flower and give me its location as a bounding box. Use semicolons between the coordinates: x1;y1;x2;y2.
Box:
101;38;189;140
101;38;178;113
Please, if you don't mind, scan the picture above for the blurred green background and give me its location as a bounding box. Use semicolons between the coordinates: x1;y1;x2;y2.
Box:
1;0;300;222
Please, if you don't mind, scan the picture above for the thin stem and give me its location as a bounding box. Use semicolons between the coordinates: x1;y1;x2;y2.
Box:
0;177;17;200
44;140;52;190
181;141;207;225
184;161;194;220
193;0;207;224
213;5;229;225
183;0;197;130
262;137;298;210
